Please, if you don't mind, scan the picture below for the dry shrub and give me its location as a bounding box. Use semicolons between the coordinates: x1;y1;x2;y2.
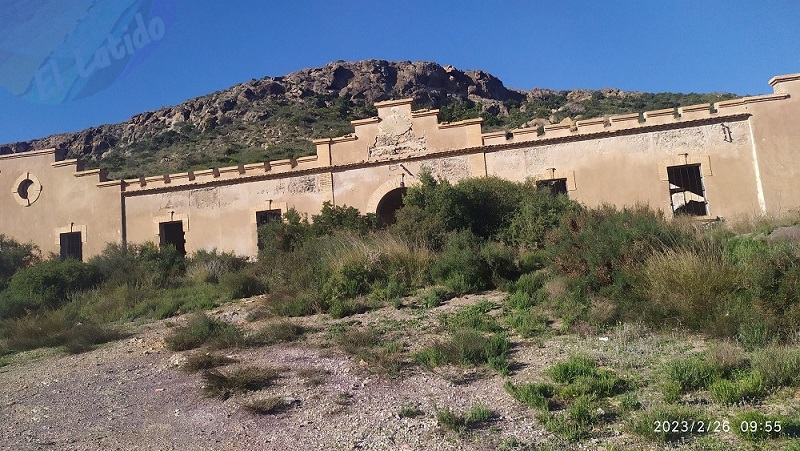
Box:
183;352;237;373
202;365;282;398
640;245;743;332
240;396;292;415
706;341;747;377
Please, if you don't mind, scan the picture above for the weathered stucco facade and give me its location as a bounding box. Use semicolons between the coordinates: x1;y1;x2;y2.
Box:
3;73;800;259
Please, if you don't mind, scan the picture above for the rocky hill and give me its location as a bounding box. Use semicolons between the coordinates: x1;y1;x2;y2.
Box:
0;60;736;179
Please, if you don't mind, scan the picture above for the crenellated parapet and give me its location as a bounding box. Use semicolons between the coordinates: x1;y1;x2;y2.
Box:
481;91;791;147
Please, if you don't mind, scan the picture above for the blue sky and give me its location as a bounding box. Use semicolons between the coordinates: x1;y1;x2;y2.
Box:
1;0;799;144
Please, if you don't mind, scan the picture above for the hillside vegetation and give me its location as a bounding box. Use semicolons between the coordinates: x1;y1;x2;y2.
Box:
1;60;737;179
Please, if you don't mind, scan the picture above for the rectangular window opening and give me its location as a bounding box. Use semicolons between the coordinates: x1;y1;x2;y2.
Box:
159;221;186;256
536;178;568;196
256;209;283;251
667;164;708;216
59;232;83;261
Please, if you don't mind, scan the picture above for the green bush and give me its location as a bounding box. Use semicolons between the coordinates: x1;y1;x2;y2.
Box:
503;186;581;250
436;404;496;433
393;172;470;250
545;355;626;399
245;321;305;346
432;230;492;295
663;356;719;396
540;394;598;442
187;249;249;284
504;381;556;411
327;296;371;319
127;284;224;320
545;205;693;327
219;269;267;299
506;291;535;310
441;301;501;332
419;286;450;308
640;246;744;334
513;271;548;298
547;355;597;384
0;235;39;289
89;242;185;289
414;329;510;373
183;352;237;373
257;209;312;258
740;243;800;338
311;202;378;236
504;309;548;337
3;259;101;315
708;372;765;404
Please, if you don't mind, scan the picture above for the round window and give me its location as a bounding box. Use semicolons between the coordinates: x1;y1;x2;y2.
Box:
17;179;34;199
12;173;42;206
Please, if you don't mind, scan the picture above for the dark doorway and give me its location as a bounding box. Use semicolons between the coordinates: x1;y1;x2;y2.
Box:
159;221;186;256
376;187;407;227
536;178;568;196
255;209;283;250
59;232;82;261
667;164;708;216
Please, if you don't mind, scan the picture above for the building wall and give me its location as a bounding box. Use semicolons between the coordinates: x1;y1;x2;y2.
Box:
0;149;122;257
2;74;799;259
744;75;800;215
485;119;762;218
124;173;331;256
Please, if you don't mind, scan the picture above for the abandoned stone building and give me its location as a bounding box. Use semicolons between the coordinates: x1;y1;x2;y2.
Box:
2;73;800;260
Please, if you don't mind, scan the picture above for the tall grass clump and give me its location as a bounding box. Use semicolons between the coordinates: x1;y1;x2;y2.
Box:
663;355;719;401
750;346;800;388
414;329;510;374
0;309;120;354
165;313;243;351
640;243;744;334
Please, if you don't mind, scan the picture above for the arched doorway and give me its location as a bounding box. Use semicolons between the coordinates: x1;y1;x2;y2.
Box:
376;187;407;226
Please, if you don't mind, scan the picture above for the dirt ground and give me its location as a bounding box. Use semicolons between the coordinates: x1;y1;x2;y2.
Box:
0;293;789;450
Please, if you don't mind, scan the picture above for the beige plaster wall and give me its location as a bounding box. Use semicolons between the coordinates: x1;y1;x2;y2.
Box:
485;119;763;218
743;76;800;215
124;173;329;256
332;154;480;215
0;150;122;259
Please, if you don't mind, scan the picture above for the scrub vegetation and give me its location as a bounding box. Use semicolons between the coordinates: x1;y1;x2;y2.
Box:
1;173;799;447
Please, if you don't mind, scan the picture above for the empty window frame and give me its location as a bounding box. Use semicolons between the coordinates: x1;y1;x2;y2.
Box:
59;232;83;261
536;178;569;196
256;209;283;251
159;221;186;256
667;164;708;216
255;209;283;226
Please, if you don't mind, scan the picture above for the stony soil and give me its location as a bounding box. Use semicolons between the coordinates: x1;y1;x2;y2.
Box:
0;292;792;450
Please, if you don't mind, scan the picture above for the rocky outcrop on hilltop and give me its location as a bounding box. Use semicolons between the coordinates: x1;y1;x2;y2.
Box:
0;60;736;179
